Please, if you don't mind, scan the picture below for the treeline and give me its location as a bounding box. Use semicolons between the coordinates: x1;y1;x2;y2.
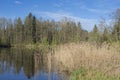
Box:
0;13;88;45
0;48;47;79
0;9;120;45
89;9;120;45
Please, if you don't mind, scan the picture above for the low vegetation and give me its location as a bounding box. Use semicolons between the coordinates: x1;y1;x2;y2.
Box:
53;42;120;80
0;9;120;47
70;67;120;80
1;7;120;80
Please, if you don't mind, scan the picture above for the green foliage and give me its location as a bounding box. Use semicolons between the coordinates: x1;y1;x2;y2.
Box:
101;28;111;43
2;10;120;46
32;16;36;44
70;68;120;80
47;31;53;45
71;67;86;80
112;18;120;41
24;13;33;43
14;17;23;43
89;25;101;44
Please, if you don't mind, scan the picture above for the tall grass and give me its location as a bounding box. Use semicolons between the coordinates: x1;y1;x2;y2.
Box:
53;42;120;79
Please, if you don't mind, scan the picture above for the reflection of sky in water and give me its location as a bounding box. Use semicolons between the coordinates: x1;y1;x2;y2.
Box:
0;65;64;80
31;71;63;80
0;66;28;80
0;48;69;80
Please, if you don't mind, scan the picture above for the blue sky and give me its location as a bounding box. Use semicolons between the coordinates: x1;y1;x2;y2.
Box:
0;0;120;31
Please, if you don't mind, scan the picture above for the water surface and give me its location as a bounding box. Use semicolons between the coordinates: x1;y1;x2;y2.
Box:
0;48;69;80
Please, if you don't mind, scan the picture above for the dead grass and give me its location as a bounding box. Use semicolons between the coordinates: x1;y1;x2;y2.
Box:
53;42;120;76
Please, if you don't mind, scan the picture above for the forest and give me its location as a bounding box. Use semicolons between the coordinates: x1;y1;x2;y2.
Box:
1;6;120;80
0;9;120;47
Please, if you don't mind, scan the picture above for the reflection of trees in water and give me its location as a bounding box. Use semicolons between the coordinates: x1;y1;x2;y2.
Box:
0;48;69;80
0;48;48;79
0;49;12;74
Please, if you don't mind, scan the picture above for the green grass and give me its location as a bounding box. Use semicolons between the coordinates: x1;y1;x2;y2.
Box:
70;67;120;80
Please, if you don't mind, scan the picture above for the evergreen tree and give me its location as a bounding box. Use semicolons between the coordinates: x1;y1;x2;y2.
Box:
32;16;36;44
90;25;100;43
102;28;109;42
15;17;23;43
77;22;82;42
24;13;33;43
112;18;120;41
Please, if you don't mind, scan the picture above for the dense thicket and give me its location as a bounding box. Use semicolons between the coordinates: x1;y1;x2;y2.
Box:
0;9;120;46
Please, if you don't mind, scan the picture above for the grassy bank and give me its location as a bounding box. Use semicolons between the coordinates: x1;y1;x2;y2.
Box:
13;43;56;49
53;42;120;80
70;67;120;80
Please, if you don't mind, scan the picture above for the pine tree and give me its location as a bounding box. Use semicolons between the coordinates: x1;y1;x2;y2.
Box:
90;25;100;43
102;28;109;42
15;17;23;43
24;13;33;43
32;16;36;44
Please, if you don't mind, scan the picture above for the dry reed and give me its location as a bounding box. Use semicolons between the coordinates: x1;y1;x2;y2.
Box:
53;42;120;76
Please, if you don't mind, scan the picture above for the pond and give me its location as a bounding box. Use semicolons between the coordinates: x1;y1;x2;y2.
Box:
0;48;69;80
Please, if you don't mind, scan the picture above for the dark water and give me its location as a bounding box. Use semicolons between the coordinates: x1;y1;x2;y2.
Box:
0;48;69;80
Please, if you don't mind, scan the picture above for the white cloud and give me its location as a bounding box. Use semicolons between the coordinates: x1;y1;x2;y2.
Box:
81;6;110;14
14;1;22;5
40;11;72;20
87;8;110;14
34;11;98;31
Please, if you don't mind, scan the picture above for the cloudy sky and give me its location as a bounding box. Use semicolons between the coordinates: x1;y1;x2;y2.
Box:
0;0;120;31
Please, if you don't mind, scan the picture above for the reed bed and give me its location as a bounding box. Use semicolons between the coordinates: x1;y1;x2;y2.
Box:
53;42;120;78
